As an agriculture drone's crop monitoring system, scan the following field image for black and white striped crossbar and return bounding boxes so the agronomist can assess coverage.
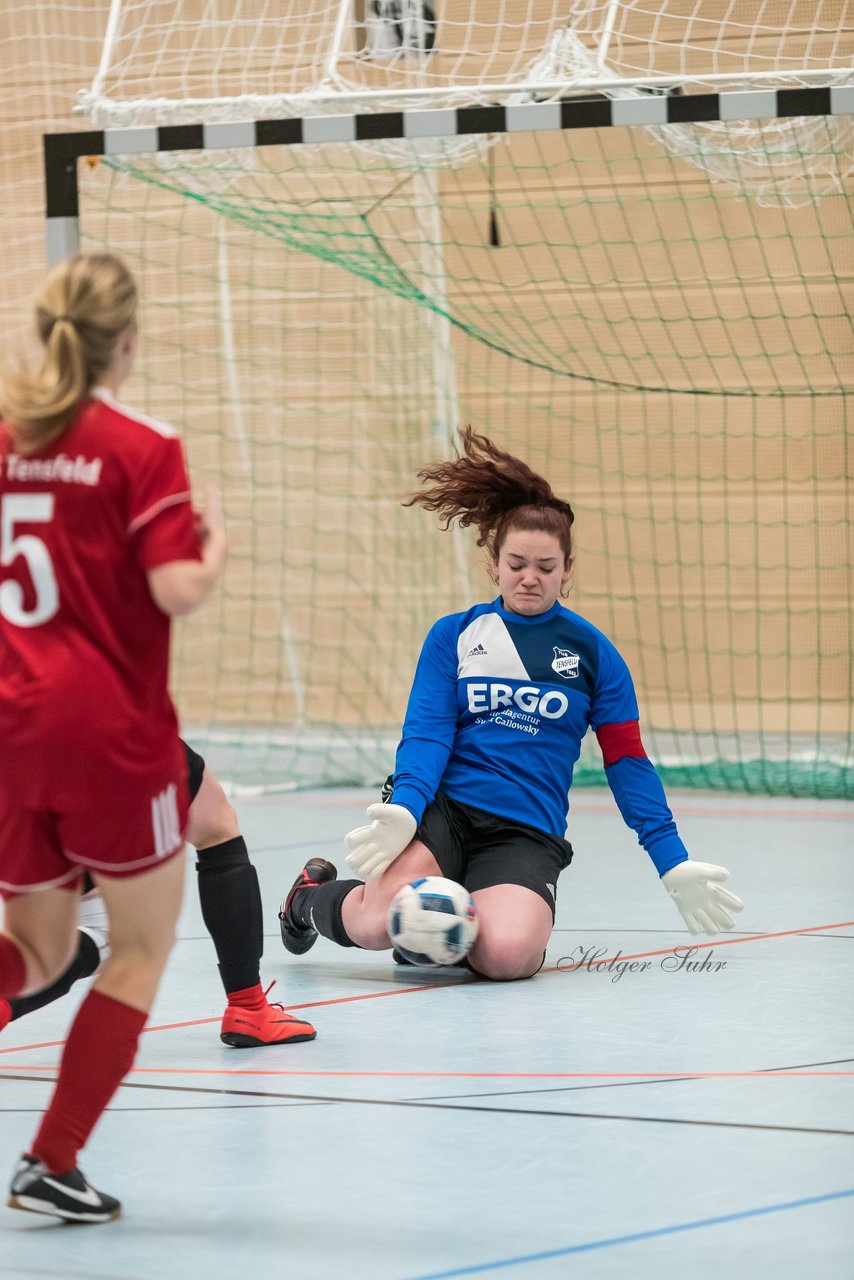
[44,85,854,262]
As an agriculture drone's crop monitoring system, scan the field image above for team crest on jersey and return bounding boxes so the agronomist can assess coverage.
[551,647,580,679]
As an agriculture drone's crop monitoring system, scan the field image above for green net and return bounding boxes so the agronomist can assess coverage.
[76,117,853,796]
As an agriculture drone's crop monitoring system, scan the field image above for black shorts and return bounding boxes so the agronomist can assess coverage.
[415,791,573,919]
[82,740,204,894]
[183,740,206,804]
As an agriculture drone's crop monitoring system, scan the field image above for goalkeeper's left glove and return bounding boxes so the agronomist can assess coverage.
[661,860,744,936]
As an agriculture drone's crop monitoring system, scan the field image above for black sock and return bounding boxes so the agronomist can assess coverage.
[292,880,361,948]
[8,932,101,1021]
[196,837,263,995]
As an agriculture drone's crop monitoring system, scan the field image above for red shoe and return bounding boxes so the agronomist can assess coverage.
[0,998,11,1033]
[220,982,316,1048]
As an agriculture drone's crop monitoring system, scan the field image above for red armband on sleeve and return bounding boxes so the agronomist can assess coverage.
[596,720,647,766]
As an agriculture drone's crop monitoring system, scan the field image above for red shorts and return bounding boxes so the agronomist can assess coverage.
[0,760,190,898]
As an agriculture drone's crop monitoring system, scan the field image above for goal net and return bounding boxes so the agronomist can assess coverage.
[46,3,854,795]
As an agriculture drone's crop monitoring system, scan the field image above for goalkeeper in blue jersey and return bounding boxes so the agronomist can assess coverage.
[279,428,743,980]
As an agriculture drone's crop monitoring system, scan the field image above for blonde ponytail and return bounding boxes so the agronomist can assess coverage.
[0,253,138,453]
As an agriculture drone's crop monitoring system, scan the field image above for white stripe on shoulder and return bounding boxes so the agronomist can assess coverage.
[92,386,178,438]
[457,613,529,680]
[128,490,192,536]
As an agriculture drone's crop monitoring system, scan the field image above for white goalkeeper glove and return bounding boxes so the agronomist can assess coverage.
[661,861,744,936]
[344,803,417,882]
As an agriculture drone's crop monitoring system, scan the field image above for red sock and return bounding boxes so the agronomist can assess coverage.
[226,982,266,1011]
[0,935,27,1000]
[31,989,147,1173]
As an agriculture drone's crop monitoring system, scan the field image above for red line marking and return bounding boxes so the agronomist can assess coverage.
[546,919,854,971]
[0,1065,851,1079]
[0,980,447,1056]
[1,921,850,1059]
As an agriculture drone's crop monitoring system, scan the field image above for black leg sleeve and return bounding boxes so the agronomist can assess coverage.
[8,933,101,1021]
[196,837,264,995]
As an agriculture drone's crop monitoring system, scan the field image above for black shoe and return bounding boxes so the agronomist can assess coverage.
[8,1154,121,1223]
[279,858,337,954]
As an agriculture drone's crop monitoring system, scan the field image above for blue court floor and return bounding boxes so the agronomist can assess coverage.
[1,788,852,1280]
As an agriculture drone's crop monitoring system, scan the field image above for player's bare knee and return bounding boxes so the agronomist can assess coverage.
[109,915,178,965]
[193,810,239,851]
[471,954,541,981]
[20,935,78,993]
[353,881,406,948]
[190,804,239,850]
[104,934,175,978]
[349,905,395,950]
[338,878,395,948]
[187,774,239,849]
[469,935,543,981]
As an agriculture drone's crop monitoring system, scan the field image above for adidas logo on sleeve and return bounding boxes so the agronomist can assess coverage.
[466,643,488,658]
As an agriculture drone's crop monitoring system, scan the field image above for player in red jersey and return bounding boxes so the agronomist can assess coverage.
[0,738,317,1050]
[0,252,228,1222]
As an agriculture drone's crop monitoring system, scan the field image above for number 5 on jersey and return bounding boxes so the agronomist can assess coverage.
[0,493,59,627]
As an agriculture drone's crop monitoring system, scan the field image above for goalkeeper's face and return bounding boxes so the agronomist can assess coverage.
[494,529,572,617]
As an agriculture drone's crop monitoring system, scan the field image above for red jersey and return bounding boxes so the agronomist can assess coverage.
[0,388,201,809]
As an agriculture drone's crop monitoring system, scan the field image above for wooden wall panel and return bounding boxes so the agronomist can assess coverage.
[1,4,850,745]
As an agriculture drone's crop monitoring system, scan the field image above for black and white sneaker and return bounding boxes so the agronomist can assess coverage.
[8,1154,121,1223]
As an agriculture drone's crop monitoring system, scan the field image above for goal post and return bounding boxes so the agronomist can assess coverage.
[42,84,854,798]
[47,85,854,259]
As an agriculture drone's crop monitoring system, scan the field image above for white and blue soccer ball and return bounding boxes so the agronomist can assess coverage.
[387,876,479,966]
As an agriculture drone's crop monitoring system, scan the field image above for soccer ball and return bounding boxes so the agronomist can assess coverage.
[387,876,478,967]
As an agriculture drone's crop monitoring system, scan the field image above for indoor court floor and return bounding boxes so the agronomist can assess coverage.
[1,786,852,1279]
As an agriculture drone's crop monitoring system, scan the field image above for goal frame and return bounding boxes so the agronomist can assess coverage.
[44,83,854,264]
[38,79,854,796]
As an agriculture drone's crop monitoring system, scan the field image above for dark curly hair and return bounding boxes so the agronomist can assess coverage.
[403,427,574,564]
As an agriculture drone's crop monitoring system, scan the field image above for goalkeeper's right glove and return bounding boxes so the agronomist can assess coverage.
[344,803,417,882]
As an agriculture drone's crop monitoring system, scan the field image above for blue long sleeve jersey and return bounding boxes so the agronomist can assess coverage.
[390,597,689,877]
